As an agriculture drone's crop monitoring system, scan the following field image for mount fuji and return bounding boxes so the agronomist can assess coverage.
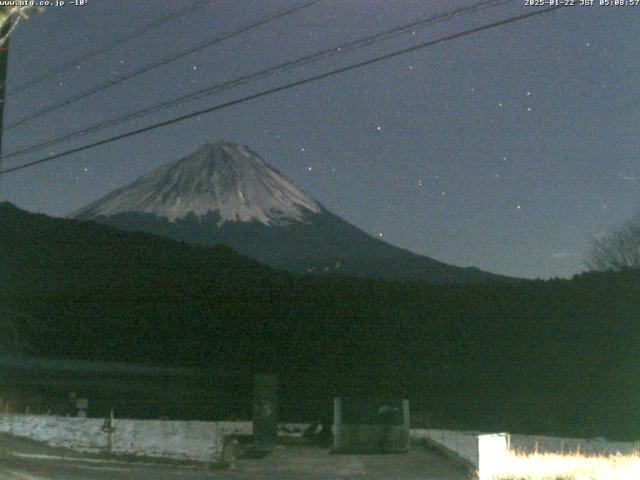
[71,140,508,284]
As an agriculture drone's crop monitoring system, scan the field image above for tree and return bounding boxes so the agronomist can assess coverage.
[0,307,39,356]
[587,218,640,271]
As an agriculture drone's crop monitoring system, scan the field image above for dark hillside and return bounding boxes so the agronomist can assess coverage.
[2,202,639,439]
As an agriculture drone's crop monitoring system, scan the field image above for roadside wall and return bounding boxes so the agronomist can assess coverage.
[3,416,637,471]
[0,415,251,463]
[410,429,479,467]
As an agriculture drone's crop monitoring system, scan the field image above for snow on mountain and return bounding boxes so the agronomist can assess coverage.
[72,140,321,226]
[71,140,513,284]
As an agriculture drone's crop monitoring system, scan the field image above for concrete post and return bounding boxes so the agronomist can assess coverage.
[253,374,278,452]
[333,397,342,451]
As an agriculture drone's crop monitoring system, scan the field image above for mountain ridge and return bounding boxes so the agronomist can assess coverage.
[72,141,321,225]
[71,140,514,284]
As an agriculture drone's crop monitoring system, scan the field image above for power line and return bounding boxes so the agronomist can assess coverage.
[6,0,216,95]
[0,5,567,177]
[3,0,512,161]
[3,0,321,131]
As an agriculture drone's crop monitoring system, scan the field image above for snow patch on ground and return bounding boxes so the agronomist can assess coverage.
[411,429,640,469]
[509,433,640,456]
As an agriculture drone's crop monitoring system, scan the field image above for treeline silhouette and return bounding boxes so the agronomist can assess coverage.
[2,202,639,439]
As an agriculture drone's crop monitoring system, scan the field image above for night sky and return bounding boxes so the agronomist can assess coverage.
[0,0,637,279]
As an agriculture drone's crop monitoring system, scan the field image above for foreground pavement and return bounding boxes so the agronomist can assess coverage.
[0,445,470,480]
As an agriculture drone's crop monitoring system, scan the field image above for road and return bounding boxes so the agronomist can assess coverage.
[1,455,215,480]
[0,446,470,479]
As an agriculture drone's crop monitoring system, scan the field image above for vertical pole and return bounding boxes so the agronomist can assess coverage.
[333,397,341,452]
[402,398,410,452]
[0,7,13,198]
[0,10,12,192]
[108,408,114,454]
[402,399,410,430]
[252,374,278,453]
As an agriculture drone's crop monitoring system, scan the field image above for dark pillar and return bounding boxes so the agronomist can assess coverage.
[252,374,278,452]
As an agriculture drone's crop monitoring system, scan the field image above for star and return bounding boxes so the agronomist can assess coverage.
[617,173,635,181]
[308,166,313,172]
[526,91,531,96]
[527,107,532,112]
[516,205,521,210]
[300,147,305,152]
[376,126,382,131]
[418,179,423,187]
[192,65,197,70]
[377,233,383,238]
[498,102,503,107]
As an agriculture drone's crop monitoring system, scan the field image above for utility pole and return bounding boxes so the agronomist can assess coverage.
[0,6,41,187]
[0,8,11,180]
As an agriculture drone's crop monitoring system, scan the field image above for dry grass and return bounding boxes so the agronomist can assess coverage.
[491,450,640,480]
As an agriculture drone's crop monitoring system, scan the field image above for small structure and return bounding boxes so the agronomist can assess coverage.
[76,398,88,418]
[333,396,410,454]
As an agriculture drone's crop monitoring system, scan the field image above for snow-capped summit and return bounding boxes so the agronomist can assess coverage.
[72,140,321,226]
[72,140,511,284]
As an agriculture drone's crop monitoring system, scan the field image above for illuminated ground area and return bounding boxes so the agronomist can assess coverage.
[0,435,468,480]
[492,450,640,480]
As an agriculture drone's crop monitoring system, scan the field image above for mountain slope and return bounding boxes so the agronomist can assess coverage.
[2,200,276,294]
[0,200,287,364]
[72,141,321,225]
[72,140,510,284]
